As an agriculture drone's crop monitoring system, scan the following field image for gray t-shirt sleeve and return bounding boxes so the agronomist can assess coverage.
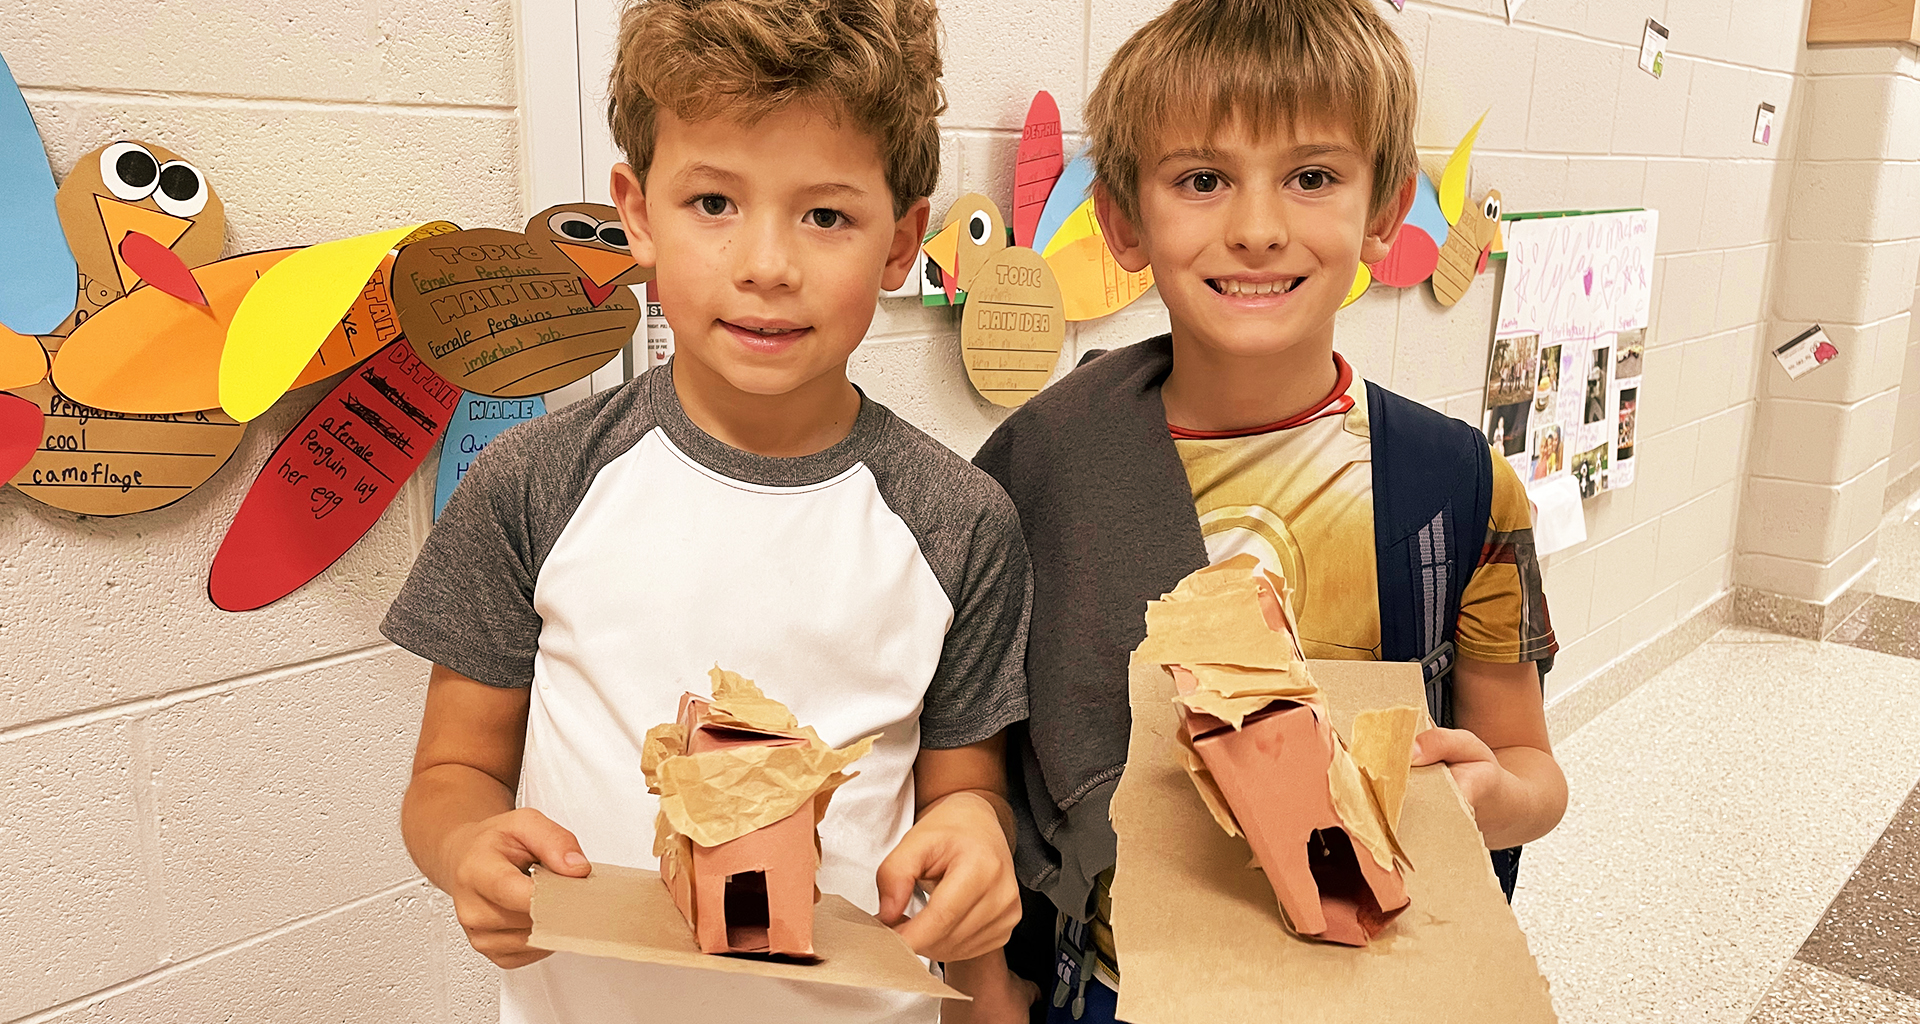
[865,416,1032,750]
[381,434,543,688]
[922,491,1032,749]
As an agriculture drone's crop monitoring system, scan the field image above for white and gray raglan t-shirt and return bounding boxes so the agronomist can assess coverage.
[382,366,1031,1024]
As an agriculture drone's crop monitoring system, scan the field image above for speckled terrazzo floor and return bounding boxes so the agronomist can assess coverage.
[1875,495,1920,605]
[1512,626,1920,1024]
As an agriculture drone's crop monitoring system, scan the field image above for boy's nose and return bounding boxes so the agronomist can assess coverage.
[734,215,801,290]
[1225,190,1290,252]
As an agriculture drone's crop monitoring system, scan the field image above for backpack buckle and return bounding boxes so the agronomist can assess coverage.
[1419,640,1455,683]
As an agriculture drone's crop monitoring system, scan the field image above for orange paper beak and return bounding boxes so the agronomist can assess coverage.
[94,195,194,293]
[553,241,638,288]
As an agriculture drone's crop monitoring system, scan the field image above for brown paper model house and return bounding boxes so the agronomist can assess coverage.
[1136,555,1422,947]
[640,668,874,958]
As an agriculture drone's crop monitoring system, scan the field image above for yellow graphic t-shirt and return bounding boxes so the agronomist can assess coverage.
[1082,355,1556,989]
[1172,354,1555,665]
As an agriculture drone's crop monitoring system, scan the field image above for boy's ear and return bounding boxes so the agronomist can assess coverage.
[609,162,658,270]
[1360,174,1418,266]
[882,196,932,293]
[1093,183,1151,274]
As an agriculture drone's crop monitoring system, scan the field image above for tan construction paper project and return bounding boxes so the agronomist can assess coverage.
[1140,556,1411,947]
[393,204,643,398]
[529,863,962,1001]
[9,334,246,515]
[643,668,875,957]
[1108,651,1558,1022]
[1121,564,1551,1014]
[959,246,1064,407]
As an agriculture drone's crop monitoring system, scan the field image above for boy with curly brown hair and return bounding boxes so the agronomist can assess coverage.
[387,1,1035,1020]
[977,1,1566,1018]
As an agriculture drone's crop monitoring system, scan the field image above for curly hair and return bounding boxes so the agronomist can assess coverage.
[607,0,946,217]
[1086,0,1419,226]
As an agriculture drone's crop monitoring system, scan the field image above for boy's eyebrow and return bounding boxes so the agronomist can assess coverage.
[676,162,746,188]
[1155,142,1363,166]
[667,164,869,202]
[1157,146,1222,166]
[798,181,870,202]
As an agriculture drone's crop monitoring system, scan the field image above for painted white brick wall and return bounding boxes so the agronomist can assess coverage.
[0,0,1895,1019]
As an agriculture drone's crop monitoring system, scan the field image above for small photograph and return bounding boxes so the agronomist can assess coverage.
[1617,387,1638,459]
[1486,334,1540,409]
[1486,399,1532,458]
[1534,344,1563,414]
[1583,349,1610,424]
[1532,425,1563,481]
[1572,442,1609,499]
[1615,329,1645,378]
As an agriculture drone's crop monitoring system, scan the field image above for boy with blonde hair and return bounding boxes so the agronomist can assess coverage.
[387,1,1035,1020]
[976,1,1566,1018]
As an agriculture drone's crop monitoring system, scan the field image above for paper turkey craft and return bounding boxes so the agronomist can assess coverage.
[1347,114,1503,310]
[395,204,649,398]
[924,92,1157,408]
[927,192,1066,408]
[7,139,250,516]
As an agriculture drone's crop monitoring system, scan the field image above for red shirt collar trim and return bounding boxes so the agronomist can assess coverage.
[1168,353,1356,440]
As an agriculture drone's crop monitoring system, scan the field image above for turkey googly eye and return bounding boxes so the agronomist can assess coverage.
[967,210,991,245]
[101,142,160,201]
[153,161,209,217]
[1483,197,1501,221]
[596,221,630,249]
[548,210,601,242]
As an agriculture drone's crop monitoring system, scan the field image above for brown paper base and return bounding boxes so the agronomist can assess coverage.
[529,863,964,1001]
[1109,657,1557,1023]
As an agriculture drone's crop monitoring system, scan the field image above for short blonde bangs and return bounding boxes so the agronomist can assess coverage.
[1087,0,1419,225]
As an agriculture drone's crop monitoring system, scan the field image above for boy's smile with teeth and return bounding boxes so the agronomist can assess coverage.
[1208,277,1306,297]
[1094,114,1408,368]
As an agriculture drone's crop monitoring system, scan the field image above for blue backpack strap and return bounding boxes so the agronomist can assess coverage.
[1365,381,1526,899]
[1365,380,1492,711]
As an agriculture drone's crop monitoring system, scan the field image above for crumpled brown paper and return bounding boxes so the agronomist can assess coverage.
[641,667,876,851]
[1141,556,1419,877]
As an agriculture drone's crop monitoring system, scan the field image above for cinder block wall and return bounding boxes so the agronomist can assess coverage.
[0,0,1899,1021]
[0,4,515,1022]
[1736,46,1920,623]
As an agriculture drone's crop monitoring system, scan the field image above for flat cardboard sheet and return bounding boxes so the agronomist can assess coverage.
[52,249,298,415]
[529,863,962,1001]
[9,336,247,515]
[207,338,457,610]
[0,53,77,335]
[959,246,1063,408]
[1109,656,1558,1024]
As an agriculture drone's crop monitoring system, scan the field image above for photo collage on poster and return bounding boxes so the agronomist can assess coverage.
[1484,210,1658,500]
